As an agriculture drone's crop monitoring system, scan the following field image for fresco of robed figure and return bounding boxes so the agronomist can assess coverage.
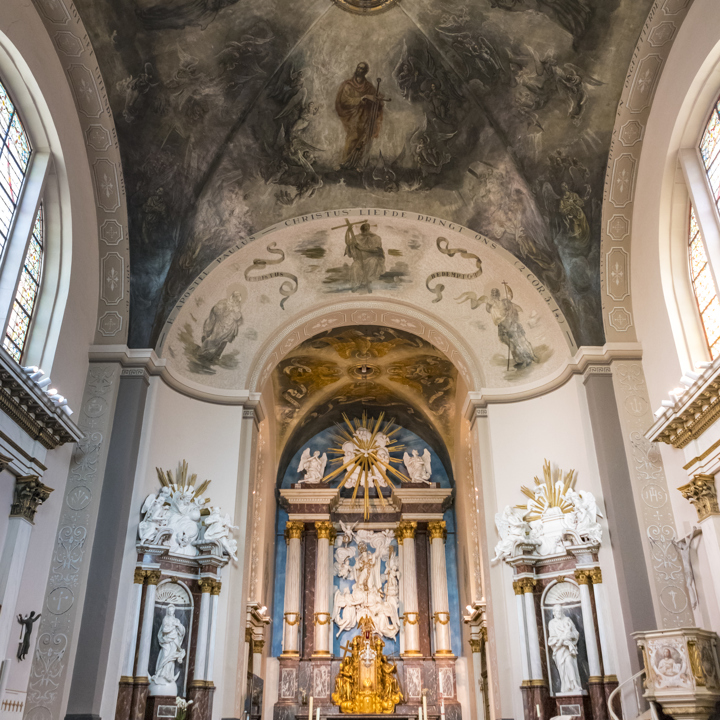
[344,222,386,293]
[336,62,390,170]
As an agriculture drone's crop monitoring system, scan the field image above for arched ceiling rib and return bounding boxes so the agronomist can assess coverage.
[72,0,655,349]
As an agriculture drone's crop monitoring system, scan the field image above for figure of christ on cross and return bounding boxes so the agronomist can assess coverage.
[332,218,385,293]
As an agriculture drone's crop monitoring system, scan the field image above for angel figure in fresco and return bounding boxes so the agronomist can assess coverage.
[297,448,328,485]
[403,449,433,484]
[198,291,243,363]
[481,285,538,370]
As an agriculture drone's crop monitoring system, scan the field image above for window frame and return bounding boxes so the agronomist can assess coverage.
[0,75,50,364]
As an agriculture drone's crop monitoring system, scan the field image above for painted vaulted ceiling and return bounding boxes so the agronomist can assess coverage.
[74,0,653,349]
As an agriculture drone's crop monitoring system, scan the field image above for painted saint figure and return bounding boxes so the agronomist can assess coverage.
[482,285,538,370]
[547,605,582,693]
[336,63,388,169]
[198,291,243,363]
[345,223,386,293]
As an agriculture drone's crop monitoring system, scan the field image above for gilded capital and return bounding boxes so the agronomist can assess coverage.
[285,520,305,542]
[679,474,720,522]
[574,569,591,585]
[427,520,447,541]
[512,580,524,596]
[133,568,146,584]
[397,520,417,540]
[468,638,482,653]
[245,627,253,643]
[146,569,162,585]
[394,526,404,544]
[520,578,536,594]
[315,520,335,540]
[211,580,222,596]
[199,578,214,594]
[252,639,265,654]
[479,626,488,642]
[589,567,602,584]
[11,475,53,523]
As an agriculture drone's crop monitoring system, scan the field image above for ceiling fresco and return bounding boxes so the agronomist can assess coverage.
[159,214,571,392]
[73,0,654,349]
[271,325,458,458]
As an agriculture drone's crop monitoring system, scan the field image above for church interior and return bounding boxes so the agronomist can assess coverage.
[4,0,720,719]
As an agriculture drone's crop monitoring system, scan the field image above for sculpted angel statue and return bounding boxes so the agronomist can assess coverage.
[297,448,327,485]
[138,487,171,543]
[403,449,432,484]
[203,506,239,560]
[565,488,602,545]
[334,521,358,579]
[492,506,536,563]
[547,606,582,693]
[151,604,186,693]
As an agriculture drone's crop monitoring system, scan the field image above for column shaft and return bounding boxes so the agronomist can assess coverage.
[577,577,602,679]
[193,584,212,682]
[313,522,333,656]
[523,585,543,682]
[513,584,530,682]
[136,576,159,679]
[121,575,145,679]
[0,517,32,660]
[589,570,615,679]
[206,589,220,682]
[282,522,304,656]
[399,522,420,656]
[428,522,452,656]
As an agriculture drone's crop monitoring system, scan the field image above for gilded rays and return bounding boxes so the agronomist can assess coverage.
[517,459,577,521]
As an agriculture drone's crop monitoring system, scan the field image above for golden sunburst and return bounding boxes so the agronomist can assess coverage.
[156,459,211,501]
[321,411,409,519]
[516,459,576,521]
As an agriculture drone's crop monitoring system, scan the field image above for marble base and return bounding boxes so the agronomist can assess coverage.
[115,680,134,720]
[587,679,608,720]
[144,695,177,720]
[130,680,149,720]
[188,684,214,720]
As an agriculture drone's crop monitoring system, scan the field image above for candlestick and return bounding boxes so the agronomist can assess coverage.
[422,692,428,720]
[418,707,423,720]
[316,708,320,720]
[441,699,445,720]
[308,696,313,720]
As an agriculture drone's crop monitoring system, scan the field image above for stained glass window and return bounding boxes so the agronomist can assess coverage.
[0,80,32,258]
[4,205,43,362]
[689,203,720,359]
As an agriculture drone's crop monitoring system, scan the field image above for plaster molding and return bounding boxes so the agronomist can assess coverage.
[30,0,130,344]
[600,0,695,340]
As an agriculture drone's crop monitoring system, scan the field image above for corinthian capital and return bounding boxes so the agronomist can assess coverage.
[11,475,53,523]
[678,474,720,522]
[428,521,447,541]
[285,520,305,542]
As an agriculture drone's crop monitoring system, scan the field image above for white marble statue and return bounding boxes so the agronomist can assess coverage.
[297,448,327,485]
[403,449,433,484]
[331,526,400,639]
[340,427,392,488]
[150,604,186,696]
[138,487,171,542]
[203,506,239,560]
[671,527,701,610]
[492,506,537,562]
[547,606,582,694]
[565,489,602,545]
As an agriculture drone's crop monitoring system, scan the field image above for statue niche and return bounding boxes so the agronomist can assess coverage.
[332,617,403,714]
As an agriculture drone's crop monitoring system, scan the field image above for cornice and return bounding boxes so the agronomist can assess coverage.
[463,342,642,421]
[647,354,720,448]
[0,352,82,449]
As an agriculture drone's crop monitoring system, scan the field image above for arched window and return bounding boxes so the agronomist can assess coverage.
[0,75,46,364]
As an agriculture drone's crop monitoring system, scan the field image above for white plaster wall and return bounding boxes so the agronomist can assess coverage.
[485,376,632,718]
[101,379,246,720]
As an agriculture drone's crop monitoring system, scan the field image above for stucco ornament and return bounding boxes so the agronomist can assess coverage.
[137,461,238,560]
[649,640,692,689]
[403,449,433,484]
[297,448,328,485]
[494,460,603,562]
[332,523,401,640]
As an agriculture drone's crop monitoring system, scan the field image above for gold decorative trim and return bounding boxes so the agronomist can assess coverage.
[133,568,146,585]
[119,676,134,684]
[434,650,455,657]
[252,639,265,654]
[397,520,417,540]
[133,677,149,685]
[588,676,603,684]
[512,580,524,596]
[312,651,332,657]
[529,679,547,687]
[285,520,305,541]
[589,567,603,584]
[315,520,335,540]
[574,569,591,585]
[652,380,720,448]
[145,570,161,586]
[315,612,332,625]
[604,675,618,683]
[433,611,450,625]
[687,640,706,687]
[10,476,53,523]
[518,577,537,594]
[468,639,482,653]
[245,628,253,643]
[401,650,422,657]
[211,580,222,595]
[394,526,403,545]
[684,436,720,470]
[199,578,214,594]
[402,612,419,625]
[428,521,447,541]
[284,612,301,626]
[678,474,720,521]
[280,651,300,657]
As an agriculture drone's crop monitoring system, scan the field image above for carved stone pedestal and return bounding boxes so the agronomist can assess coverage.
[634,628,720,720]
[555,694,589,720]
[187,683,214,720]
[144,695,176,720]
[587,678,608,720]
[130,679,150,720]
[115,678,134,720]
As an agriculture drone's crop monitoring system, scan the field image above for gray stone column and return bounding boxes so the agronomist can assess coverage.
[25,364,122,720]
[584,364,694,667]
[64,368,149,720]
